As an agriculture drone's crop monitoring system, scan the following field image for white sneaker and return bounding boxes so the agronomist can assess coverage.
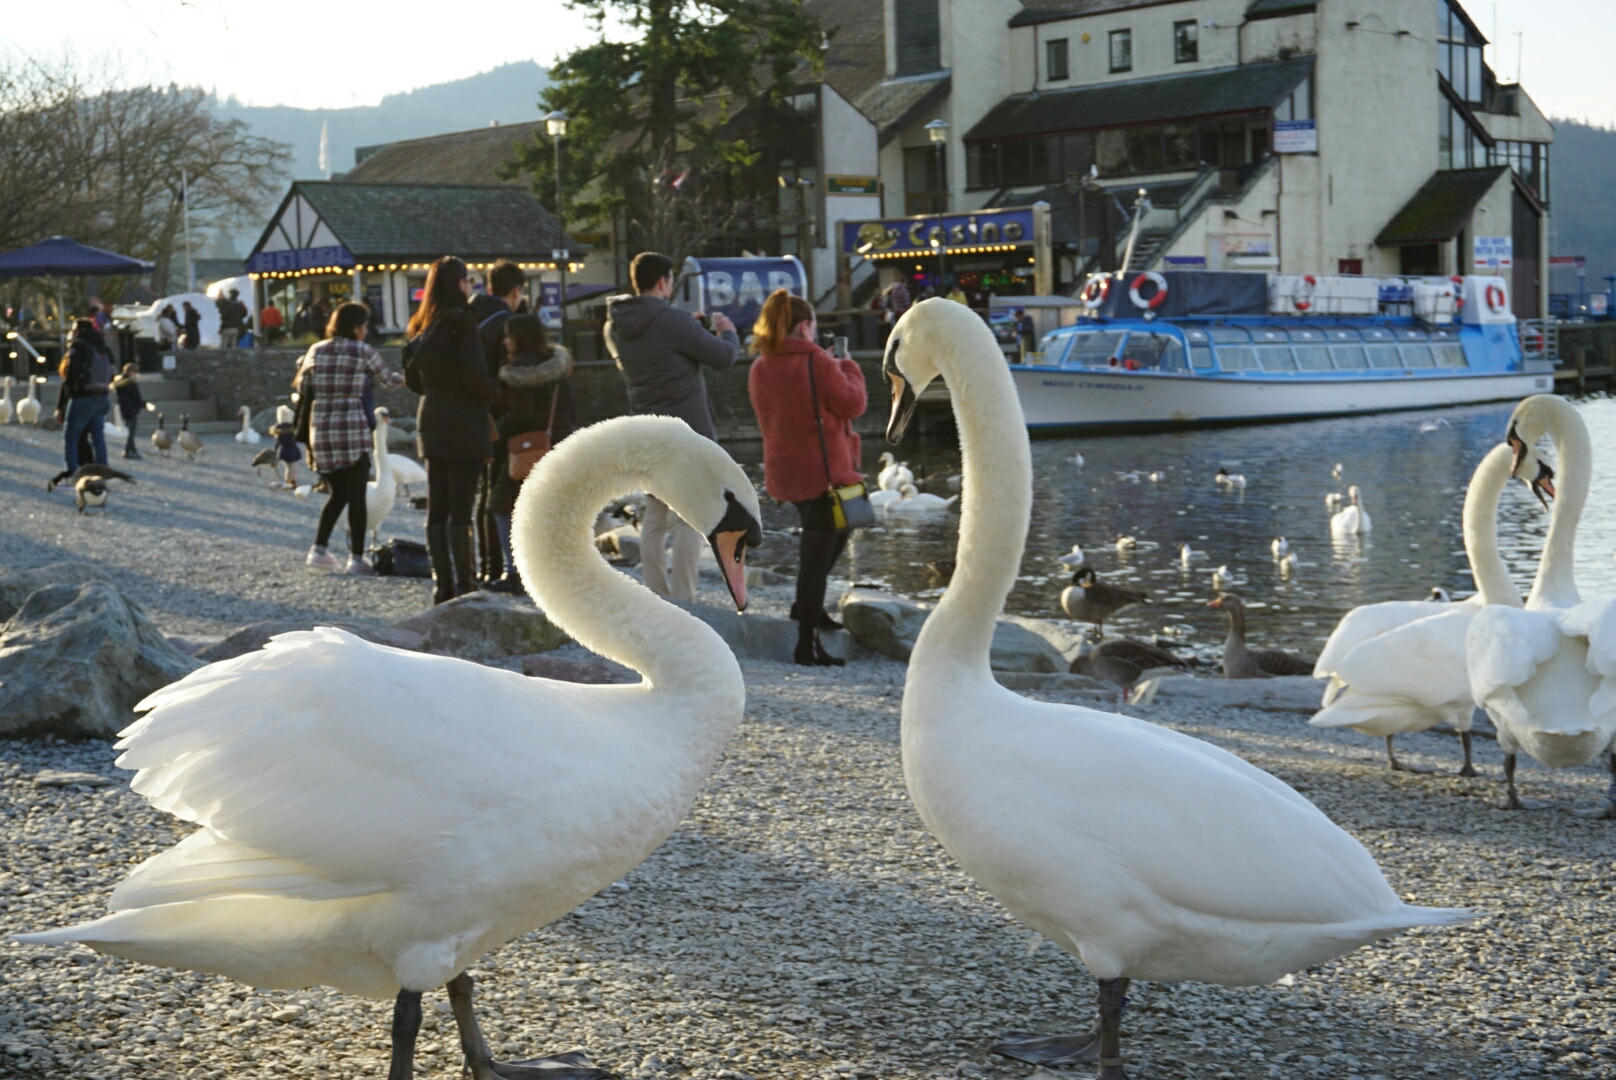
[305,545,341,571]
[344,554,375,575]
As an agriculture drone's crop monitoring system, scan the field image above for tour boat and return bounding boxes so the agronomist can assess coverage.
[1010,270,1552,432]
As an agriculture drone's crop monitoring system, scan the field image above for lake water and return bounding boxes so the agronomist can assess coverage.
[739,396,1616,664]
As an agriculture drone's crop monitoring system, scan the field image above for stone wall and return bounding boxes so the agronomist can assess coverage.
[173,347,893,444]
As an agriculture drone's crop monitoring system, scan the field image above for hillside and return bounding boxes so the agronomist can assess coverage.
[1547,119,1616,292]
[216,62,550,183]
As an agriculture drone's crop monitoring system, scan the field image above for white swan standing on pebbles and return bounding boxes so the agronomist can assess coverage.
[1468,395,1616,815]
[16,375,42,426]
[356,407,395,545]
[881,299,1473,1078]
[1310,443,1524,774]
[15,415,764,1080]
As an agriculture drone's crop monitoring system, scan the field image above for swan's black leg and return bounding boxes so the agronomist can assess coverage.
[387,989,422,1080]
[1095,977,1131,1079]
[447,971,610,1080]
[1457,731,1478,777]
[1571,752,1616,819]
[1386,735,1431,774]
[1498,753,1547,809]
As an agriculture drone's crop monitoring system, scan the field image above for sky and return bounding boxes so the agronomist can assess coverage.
[3,0,1613,124]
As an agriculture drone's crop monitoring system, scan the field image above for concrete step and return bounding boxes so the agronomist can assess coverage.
[145,401,218,423]
[185,421,242,436]
[33,376,198,409]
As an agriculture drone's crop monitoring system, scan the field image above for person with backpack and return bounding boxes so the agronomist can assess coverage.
[112,363,147,459]
[55,318,115,471]
[467,260,526,582]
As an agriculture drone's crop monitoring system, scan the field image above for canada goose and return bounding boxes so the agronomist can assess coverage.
[151,413,174,457]
[74,475,110,514]
[176,415,203,460]
[47,464,136,492]
[1061,568,1150,633]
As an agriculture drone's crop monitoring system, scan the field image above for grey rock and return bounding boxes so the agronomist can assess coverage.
[165,634,225,657]
[249,407,278,435]
[194,620,428,663]
[1129,673,1323,712]
[32,769,113,788]
[669,599,851,664]
[0,562,112,623]
[837,588,1065,672]
[384,423,415,452]
[393,592,569,659]
[521,654,636,684]
[0,581,201,738]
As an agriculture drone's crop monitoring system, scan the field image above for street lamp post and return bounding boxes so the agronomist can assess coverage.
[543,110,569,350]
[925,118,950,292]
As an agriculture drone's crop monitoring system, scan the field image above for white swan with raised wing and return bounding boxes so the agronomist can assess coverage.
[882,298,1473,1078]
[15,414,763,1080]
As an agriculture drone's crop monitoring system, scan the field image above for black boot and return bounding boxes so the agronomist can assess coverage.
[793,620,846,667]
[450,525,480,598]
[426,523,455,606]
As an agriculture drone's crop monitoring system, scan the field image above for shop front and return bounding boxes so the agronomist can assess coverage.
[837,204,1053,311]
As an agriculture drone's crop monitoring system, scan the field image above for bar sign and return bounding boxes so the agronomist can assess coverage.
[827,176,880,196]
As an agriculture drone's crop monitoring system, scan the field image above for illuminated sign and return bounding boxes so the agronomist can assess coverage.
[841,208,1036,259]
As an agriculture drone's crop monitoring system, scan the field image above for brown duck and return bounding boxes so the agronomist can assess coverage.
[1060,567,1151,633]
[1208,593,1315,679]
[1070,637,1189,688]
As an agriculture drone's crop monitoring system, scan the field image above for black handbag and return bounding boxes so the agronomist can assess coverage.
[371,537,432,578]
[806,351,875,531]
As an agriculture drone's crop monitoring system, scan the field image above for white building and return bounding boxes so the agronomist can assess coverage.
[815,0,1553,316]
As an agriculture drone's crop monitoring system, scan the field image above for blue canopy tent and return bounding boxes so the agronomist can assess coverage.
[0,236,154,353]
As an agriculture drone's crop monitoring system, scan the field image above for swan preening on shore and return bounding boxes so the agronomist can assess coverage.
[882,298,1470,1076]
[16,415,764,1080]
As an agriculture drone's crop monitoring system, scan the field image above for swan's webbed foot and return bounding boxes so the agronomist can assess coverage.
[1456,731,1478,777]
[988,1029,1100,1067]
[447,972,613,1080]
[1571,754,1616,819]
[1385,736,1432,774]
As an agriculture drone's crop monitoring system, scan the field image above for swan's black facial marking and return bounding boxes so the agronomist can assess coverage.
[882,334,919,444]
[1531,461,1556,508]
[708,491,762,612]
[1506,421,1528,477]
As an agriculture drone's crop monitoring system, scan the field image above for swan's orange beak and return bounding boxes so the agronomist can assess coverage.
[1531,461,1556,508]
[712,530,749,611]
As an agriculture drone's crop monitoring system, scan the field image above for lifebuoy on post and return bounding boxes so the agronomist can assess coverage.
[1293,274,1317,312]
[1080,275,1111,310]
[1129,271,1168,311]
[1522,326,1544,355]
[1485,282,1509,315]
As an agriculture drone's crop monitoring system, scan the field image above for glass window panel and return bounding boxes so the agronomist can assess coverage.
[1126,126,1164,172]
[1029,137,1055,184]
[1174,20,1198,63]
[1293,76,1312,121]
[1437,0,1451,39]
[1257,346,1297,371]
[1401,344,1437,367]
[1366,344,1404,368]
[1289,328,1326,342]
[1294,345,1333,370]
[1218,345,1258,370]
[1436,344,1469,367]
[1097,130,1128,174]
[1332,345,1369,369]
[1326,328,1362,342]
[1209,327,1251,343]
[1439,102,1452,171]
[1110,29,1132,73]
[1164,124,1196,169]
[1276,96,1292,123]
[1190,346,1215,369]
[1061,133,1095,177]
[1438,41,1451,83]
[1001,140,1031,186]
[1183,327,1210,343]
[1047,39,1070,81]
[1396,327,1430,340]
[1221,123,1244,166]
[1467,47,1483,103]
[967,142,997,189]
[1068,332,1125,365]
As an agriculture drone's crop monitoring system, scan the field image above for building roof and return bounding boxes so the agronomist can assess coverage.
[341,121,546,186]
[1245,0,1317,19]
[808,0,887,108]
[965,57,1314,142]
[1010,1,1181,28]
[856,74,953,146]
[1375,167,1509,246]
[256,182,568,260]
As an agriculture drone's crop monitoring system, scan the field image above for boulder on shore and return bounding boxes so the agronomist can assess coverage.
[0,561,112,623]
[668,599,850,664]
[0,581,201,738]
[837,588,1066,672]
[196,621,427,663]
[393,591,569,659]
[1129,674,1322,713]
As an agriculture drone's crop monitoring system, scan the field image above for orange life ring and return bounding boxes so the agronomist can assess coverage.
[1129,272,1169,310]
[1080,275,1110,310]
[1294,274,1317,312]
[1450,276,1466,310]
[1522,327,1544,354]
[1485,282,1509,315]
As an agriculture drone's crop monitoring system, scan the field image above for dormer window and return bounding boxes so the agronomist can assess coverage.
[1046,38,1070,82]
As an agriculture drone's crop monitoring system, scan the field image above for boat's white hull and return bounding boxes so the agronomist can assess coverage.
[1008,367,1553,431]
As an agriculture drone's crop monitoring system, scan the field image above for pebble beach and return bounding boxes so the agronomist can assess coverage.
[1,426,1614,1080]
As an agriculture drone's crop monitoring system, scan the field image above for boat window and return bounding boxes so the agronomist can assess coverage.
[1365,344,1404,368]
[1218,345,1259,370]
[1190,346,1215,369]
[1257,345,1298,371]
[1331,345,1369,369]
[1252,328,1289,344]
[1435,343,1469,367]
[1065,331,1125,366]
[1294,345,1333,370]
[1123,333,1187,371]
[1361,327,1396,342]
[1396,327,1431,341]
[1401,344,1437,367]
[1289,328,1327,343]
[1209,327,1251,344]
[1326,329,1362,342]
[1040,336,1073,365]
[1182,327,1211,344]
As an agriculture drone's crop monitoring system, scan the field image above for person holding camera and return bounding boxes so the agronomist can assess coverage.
[604,251,739,600]
[748,289,867,666]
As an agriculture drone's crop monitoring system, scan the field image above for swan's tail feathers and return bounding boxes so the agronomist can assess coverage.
[1339,904,1481,941]
[109,830,383,910]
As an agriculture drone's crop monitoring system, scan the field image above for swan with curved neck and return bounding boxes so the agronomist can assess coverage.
[1310,442,1524,774]
[16,415,763,1080]
[235,405,262,444]
[883,299,1472,1078]
[1470,395,1616,814]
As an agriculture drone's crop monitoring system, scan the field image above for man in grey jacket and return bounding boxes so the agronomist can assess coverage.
[606,251,739,599]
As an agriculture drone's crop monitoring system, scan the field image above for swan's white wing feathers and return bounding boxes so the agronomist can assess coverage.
[121,627,640,894]
[1319,608,1473,711]
[109,831,382,909]
[1466,606,1561,708]
[1314,601,1447,677]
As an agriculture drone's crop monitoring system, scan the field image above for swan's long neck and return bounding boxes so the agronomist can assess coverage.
[1463,444,1521,607]
[914,346,1033,678]
[1528,406,1591,610]
[372,423,390,482]
[513,441,740,700]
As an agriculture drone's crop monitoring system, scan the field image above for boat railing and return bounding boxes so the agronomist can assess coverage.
[1520,318,1559,362]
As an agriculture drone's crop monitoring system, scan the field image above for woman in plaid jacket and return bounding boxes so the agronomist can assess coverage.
[296,302,405,574]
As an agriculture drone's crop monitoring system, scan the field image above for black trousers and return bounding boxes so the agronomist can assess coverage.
[427,458,481,527]
[792,495,850,624]
[315,454,370,555]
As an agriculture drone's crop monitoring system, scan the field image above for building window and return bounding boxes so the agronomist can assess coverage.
[1439,99,1492,172]
[1437,0,1485,105]
[1109,29,1132,73]
[1494,139,1549,203]
[903,145,946,214]
[894,0,941,76]
[1273,75,1312,122]
[1046,38,1070,81]
[1174,20,1198,63]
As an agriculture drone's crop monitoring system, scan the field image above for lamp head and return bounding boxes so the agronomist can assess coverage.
[543,110,569,138]
[925,118,950,144]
